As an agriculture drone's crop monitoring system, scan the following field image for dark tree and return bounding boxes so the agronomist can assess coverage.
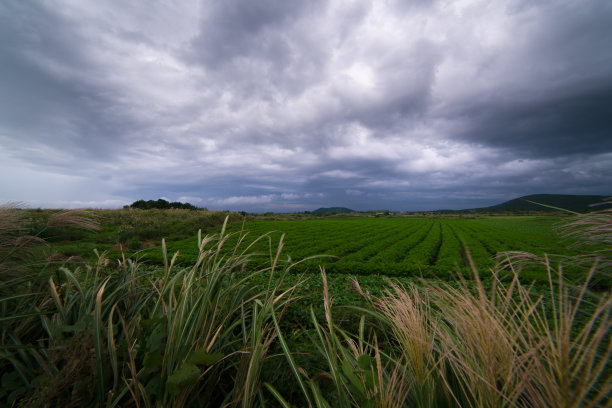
[128,199,199,210]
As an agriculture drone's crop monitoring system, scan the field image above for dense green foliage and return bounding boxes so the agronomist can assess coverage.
[43,211,595,285]
[127,199,200,210]
[2,206,610,407]
[43,208,241,259]
[158,216,582,282]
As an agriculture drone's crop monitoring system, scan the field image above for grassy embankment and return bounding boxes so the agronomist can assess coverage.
[1,205,610,406]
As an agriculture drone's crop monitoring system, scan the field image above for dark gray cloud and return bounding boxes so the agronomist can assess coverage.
[438,0,612,158]
[452,84,612,157]
[0,0,610,211]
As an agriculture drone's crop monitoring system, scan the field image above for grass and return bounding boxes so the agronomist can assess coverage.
[1,212,299,407]
[0,206,610,406]
[271,262,611,407]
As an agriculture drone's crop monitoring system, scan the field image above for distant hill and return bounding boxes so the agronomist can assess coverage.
[472,194,611,213]
[312,207,355,215]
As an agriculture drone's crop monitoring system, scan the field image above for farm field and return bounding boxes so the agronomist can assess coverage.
[154,215,576,279]
[43,209,588,284]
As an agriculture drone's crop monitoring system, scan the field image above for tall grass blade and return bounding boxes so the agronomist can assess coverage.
[94,276,111,402]
[263,383,292,408]
[271,310,312,407]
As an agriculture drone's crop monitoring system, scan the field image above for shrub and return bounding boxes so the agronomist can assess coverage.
[128,199,199,210]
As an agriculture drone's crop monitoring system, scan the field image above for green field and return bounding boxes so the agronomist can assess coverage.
[46,211,578,279]
[148,215,574,278]
[43,210,590,286]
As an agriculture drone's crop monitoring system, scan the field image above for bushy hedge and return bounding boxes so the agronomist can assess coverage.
[127,199,200,210]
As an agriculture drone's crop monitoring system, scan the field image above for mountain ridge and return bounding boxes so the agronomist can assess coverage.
[311,206,355,215]
[461,194,611,213]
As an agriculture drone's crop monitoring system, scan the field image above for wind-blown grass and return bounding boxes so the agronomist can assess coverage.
[1,212,299,407]
[498,201,612,289]
[274,257,611,407]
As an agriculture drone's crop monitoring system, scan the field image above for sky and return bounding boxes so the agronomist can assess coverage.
[1,0,611,212]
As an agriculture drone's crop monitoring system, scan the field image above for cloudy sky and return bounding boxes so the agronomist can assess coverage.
[1,0,611,212]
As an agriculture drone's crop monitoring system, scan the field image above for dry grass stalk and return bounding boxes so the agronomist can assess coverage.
[556,202,612,272]
[361,252,610,407]
[345,330,414,407]
[321,265,334,333]
[0,203,26,249]
[349,277,370,299]
[443,294,525,405]
[521,263,612,408]
[376,281,437,392]
[0,203,41,277]
[373,352,413,408]
[558,198,612,247]
[496,251,548,271]
[48,209,100,231]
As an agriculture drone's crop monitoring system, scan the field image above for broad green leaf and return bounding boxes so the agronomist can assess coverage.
[145,376,163,398]
[357,354,371,370]
[188,350,224,366]
[365,370,376,390]
[362,397,375,408]
[166,363,201,395]
[142,316,167,329]
[143,353,164,368]
[341,359,365,395]
[145,326,166,354]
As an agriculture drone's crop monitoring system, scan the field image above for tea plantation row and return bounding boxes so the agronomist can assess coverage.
[158,216,573,279]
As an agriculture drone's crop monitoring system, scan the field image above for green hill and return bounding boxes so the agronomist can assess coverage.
[312,207,355,215]
[475,194,611,213]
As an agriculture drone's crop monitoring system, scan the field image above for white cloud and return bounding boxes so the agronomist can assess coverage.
[20,199,128,209]
[177,196,204,203]
[211,195,277,206]
[319,170,360,179]
[281,193,300,200]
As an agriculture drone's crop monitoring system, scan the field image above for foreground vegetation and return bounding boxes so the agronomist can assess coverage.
[1,204,610,407]
[41,209,586,283]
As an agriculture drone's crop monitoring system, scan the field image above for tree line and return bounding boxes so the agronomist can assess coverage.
[125,199,200,210]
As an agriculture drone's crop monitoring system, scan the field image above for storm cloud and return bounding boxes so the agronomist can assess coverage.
[1,0,611,211]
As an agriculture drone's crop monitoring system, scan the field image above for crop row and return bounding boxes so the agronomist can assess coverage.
[214,217,567,278]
